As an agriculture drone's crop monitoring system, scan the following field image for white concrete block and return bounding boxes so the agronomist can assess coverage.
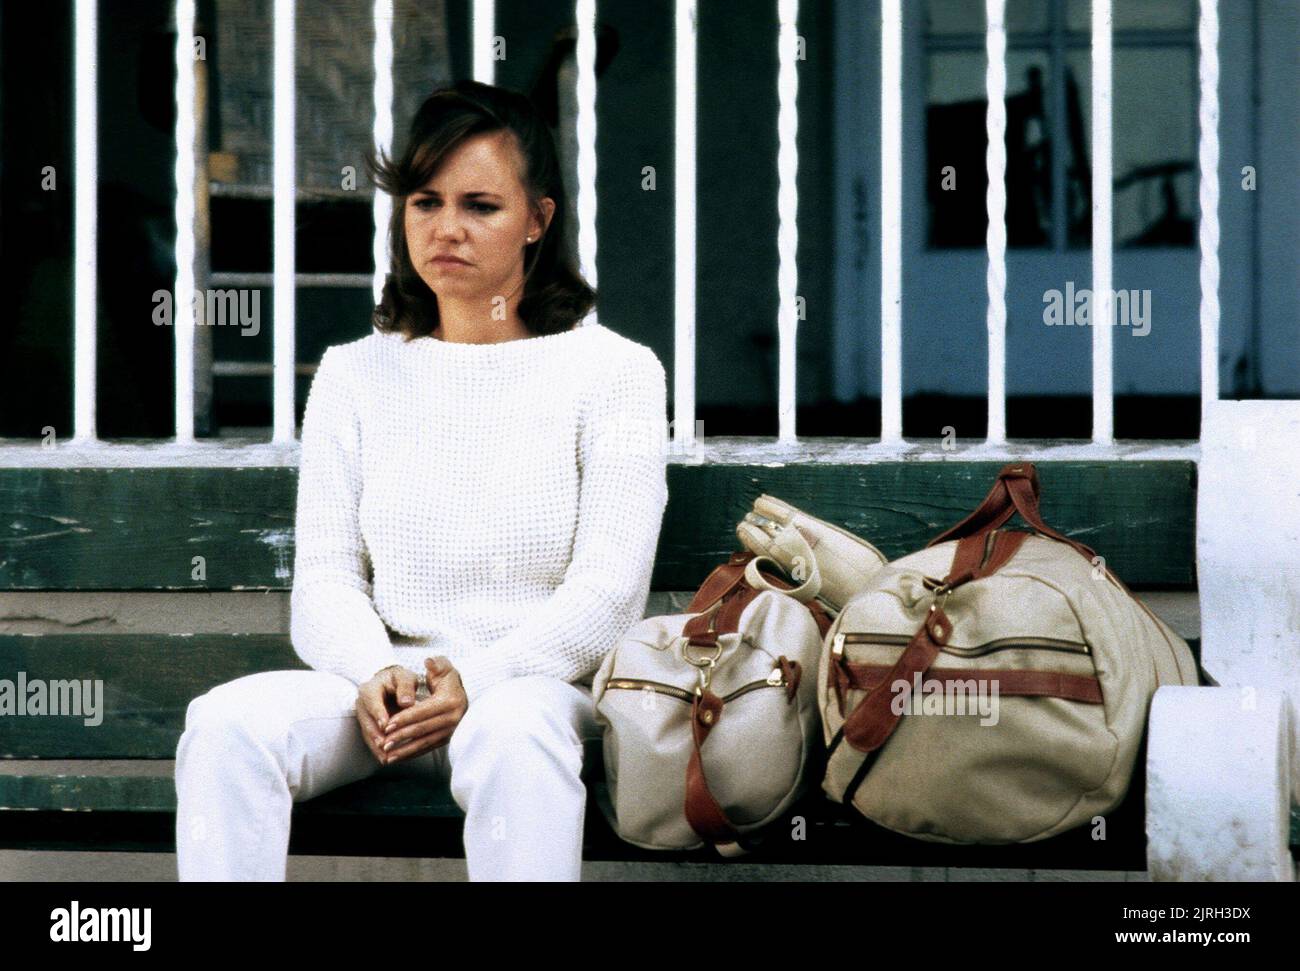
[1198,400,1300,801]
[1147,686,1295,881]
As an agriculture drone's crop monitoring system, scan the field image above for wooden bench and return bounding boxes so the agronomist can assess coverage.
[2,450,1295,873]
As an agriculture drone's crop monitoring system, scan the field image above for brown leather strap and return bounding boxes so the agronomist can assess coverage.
[927,464,1036,547]
[686,552,753,614]
[834,662,1104,704]
[1001,474,1097,563]
[683,690,743,845]
[927,463,1097,565]
[930,530,1026,592]
[777,655,802,702]
[682,658,803,847]
[682,570,769,645]
[946,532,990,583]
[983,529,1029,575]
[685,551,831,646]
[840,604,953,752]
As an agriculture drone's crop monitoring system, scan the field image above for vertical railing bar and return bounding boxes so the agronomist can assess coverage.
[372,0,394,309]
[73,0,98,443]
[1197,0,1221,420]
[776,0,799,443]
[880,0,903,445]
[575,0,598,290]
[1091,0,1114,445]
[272,0,296,443]
[473,0,495,85]
[673,0,698,451]
[985,0,1007,445]
[174,0,197,443]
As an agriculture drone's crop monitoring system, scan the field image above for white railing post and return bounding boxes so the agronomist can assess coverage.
[174,0,197,444]
[372,0,394,309]
[473,0,495,85]
[575,0,598,290]
[1091,0,1114,445]
[73,0,98,443]
[985,0,1007,445]
[273,0,296,443]
[674,0,698,452]
[880,0,903,445]
[776,0,800,443]
[1198,0,1221,417]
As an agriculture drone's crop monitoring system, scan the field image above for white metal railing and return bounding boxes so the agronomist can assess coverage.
[775,0,800,443]
[984,0,1007,445]
[472,0,495,85]
[575,0,599,290]
[1091,0,1114,445]
[272,0,296,444]
[72,0,97,443]
[372,0,394,305]
[880,0,904,445]
[28,0,1228,463]
[673,0,698,452]
[173,0,198,445]
[1197,0,1221,421]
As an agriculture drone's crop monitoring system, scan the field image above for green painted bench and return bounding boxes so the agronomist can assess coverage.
[2,453,1292,871]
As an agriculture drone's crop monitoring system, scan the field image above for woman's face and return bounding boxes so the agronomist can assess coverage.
[404,130,554,305]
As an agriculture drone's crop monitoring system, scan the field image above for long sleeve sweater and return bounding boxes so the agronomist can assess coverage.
[288,318,670,704]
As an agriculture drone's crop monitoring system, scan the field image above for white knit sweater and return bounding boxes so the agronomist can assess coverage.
[289,319,670,704]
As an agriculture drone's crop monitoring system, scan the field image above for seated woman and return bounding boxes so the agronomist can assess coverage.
[174,80,669,882]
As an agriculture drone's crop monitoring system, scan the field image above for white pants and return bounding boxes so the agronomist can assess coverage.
[174,670,602,881]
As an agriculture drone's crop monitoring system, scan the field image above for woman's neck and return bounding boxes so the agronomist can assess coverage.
[431,306,536,344]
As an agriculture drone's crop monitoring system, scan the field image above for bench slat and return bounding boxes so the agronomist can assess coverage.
[0,634,304,758]
[0,461,1195,591]
[0,632,1203,758]
[0,763,462,817]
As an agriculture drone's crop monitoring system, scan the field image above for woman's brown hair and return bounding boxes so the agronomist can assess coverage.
[364,80,596,339]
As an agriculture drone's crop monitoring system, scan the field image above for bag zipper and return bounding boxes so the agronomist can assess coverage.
[831,631,1089,658]
[605,667,789,705]
[829,530,1001,661]
[980,529,998,569]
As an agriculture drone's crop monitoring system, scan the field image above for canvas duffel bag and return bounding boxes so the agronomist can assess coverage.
[820,463,1200,844]
[593,551,830,854]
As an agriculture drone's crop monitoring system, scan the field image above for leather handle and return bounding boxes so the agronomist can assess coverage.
[685,552,754,614]
[927,463,1040,546]
[928,463,1097,564]
[1001,473,1098,563]
[685,551,832,646]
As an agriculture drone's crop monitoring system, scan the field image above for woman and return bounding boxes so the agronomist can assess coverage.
[174,80,670,882]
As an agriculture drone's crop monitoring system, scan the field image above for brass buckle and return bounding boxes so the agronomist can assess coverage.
[682,638,723,696]
[930,585,952,615]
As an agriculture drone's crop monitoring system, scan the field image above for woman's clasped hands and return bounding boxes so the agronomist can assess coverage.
[355,657,469,765]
